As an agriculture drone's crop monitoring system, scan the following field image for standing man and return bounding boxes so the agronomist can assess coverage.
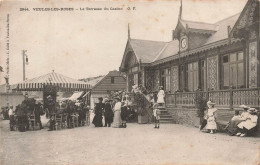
[8,105,15,131]
[104,98,113,127]
[92,97,104,127]
[34,101,43,129]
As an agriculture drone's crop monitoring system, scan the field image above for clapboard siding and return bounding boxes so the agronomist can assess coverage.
[94,76,126,91]
[92,71,126,92]
[90,70,126,108]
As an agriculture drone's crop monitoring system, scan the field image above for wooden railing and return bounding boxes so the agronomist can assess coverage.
[166,88,260,109]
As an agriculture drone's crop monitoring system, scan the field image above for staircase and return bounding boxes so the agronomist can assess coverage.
[158,105,175,123]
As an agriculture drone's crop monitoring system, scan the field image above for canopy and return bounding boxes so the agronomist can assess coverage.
[16,71,91,92]
[69,91,84,101]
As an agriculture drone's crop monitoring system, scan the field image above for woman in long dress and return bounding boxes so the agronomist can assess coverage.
[205,101,217,134]
[226,104,250,135]
[236,108,258,137]
[112,97,122,128]
[157,86,165,105]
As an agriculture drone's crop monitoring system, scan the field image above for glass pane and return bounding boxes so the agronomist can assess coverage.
[194,70,198,90]
[188,63,192,70]
[223,55,229,63]
[194,62,198,70]
[238,52,244,60]
[237,62,244,86]
[223,65,229,87]
[230,53,237,62]
[230,64,237,87]
[188,72,193,91]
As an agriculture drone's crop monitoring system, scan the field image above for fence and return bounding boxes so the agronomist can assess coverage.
[166,88,260,109]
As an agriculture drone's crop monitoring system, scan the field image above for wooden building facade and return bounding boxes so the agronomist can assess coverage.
[120,0,260,109]
[88,70,126,109]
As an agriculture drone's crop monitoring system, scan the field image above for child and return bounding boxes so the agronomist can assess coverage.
[157,86,165,107]
[153,103,160,129]
[224,110,240,130]
[205,101,217,134]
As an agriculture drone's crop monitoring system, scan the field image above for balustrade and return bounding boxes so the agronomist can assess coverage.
[166,88,260,109]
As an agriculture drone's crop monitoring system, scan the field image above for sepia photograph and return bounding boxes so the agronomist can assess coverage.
[0,0,259,164]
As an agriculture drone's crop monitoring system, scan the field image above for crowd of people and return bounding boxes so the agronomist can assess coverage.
[92,96,133,128]
[2,84,259,137]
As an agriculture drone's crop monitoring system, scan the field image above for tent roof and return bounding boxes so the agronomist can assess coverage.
[16,71,92,91]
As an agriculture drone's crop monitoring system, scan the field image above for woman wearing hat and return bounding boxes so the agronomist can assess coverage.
[236,108,258,137]
[205,101,218,134]
[92,97,105,127]
[112,97,122,128]
[157,86,165,106]
[226,104,250,136]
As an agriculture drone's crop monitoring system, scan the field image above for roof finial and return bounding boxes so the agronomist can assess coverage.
[128,23,131,39]
[179,0,182,20]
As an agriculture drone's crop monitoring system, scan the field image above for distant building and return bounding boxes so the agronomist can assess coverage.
[86,70,126,109]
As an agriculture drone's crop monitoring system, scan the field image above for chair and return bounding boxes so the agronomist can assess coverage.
[55,114,63,130]
[62,113,68,129]
[29,114,36,130]
[71,114,79,128]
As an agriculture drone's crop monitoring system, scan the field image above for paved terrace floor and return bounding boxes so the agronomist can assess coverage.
[0,114,260,165]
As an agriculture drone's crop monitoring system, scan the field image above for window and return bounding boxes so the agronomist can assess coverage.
[179,65,185,91]
[111,77,114,84]
[200,60,206,91]
[222,52,244,89]
[134,73,138,86]
[161,69,171,91]
[187,62,199,91]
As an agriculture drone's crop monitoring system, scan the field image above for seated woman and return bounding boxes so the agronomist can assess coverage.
[226,105,250,136]
[236,108,258,137]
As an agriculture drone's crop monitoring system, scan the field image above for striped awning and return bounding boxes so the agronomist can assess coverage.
[16,71,92,91]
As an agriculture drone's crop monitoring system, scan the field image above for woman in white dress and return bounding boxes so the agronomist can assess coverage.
[236,108,258,137]
[205,101,218,134]
[112,97,122,128]
[157,86,165,105]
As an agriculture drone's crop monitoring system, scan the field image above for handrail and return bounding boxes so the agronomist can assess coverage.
[166,88,260,109]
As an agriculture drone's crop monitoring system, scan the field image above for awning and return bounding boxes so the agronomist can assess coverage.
[69,91,84,101]
[16,71,92,91]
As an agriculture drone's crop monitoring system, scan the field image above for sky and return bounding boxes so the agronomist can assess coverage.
[0,0,247,85]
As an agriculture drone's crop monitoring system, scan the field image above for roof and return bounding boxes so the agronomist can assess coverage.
[85,70,126,89]
[129,39,168,63]
[124,13,241,65]
[180,19,218,32]
[204,13,240,45]
[16,71,92,91]
[23,72,89,85]
[86,76,105,87]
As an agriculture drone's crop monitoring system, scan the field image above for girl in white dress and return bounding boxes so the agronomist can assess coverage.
[157,86,165,106]
[205,101,217,134]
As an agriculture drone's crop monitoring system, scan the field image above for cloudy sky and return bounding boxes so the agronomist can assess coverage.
[0,0,247,84]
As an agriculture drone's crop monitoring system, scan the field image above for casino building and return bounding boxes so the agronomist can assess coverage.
[120,0,260,112]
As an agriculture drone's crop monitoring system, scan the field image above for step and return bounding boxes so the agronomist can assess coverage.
[159,114,172,117]
[159,120,175,123]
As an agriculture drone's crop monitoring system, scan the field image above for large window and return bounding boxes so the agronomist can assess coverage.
[161,69,171,91]
[222,52,244,89]
[187,62,199,91]
[134,73,138,86]
[200,60,207,91]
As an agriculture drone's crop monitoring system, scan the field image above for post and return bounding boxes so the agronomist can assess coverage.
[22,50,28,81]
[174,93,177,106]
[230,86,233,110]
